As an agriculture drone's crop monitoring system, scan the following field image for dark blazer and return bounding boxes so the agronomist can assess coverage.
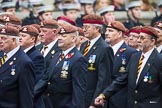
[160,50,162,54]
[26,46,46,83]
[102,49,162,108]
[26,46,46,108]
[0,48,35,108]
[35,42,43,51]
[0,51,4,57]
[80,36,114,108]
[110,42,137,108]
[40,41,61,69]
[35,47,87,108]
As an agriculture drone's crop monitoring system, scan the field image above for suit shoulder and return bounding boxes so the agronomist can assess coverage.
[126,46,137,53]
[19,50,33,63]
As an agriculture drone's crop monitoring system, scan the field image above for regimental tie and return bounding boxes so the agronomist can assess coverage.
[137,55,145,76]
[83,41,90,56]
[41,45,48,56]
[57,52,65,64]
[0,54,7,67]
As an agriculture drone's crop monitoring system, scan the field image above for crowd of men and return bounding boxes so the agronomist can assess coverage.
[0,0,162,108]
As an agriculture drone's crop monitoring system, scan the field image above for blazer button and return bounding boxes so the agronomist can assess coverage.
[47,93,50,96]
[135,90,138,94]
[0,80,2,83]
[134,101,138,104]
[48,82,51,85]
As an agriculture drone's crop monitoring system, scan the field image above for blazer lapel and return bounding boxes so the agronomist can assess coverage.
[80,41,87,54]
[52,47,76,79]
[0,48,21,74]
[85,37,102,58]
[45,41,60,59]
[26,46,36,56]
[136,49,157,86]
[129,53,141,88]
[114,42,127,64]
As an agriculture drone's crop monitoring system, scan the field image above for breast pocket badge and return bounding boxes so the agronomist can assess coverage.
[61,61,70,78]
[88,55,96,71]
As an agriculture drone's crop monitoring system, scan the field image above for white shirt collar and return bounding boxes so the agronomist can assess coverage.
[136,48,154,84]
[6,46,20,62]
[142,48,154,59]
[89,35,101,50]
[24,45,34,53]
[62,45,75,56]
[112,40,124,55]
[43,39,58,57]
[157,45,162,53]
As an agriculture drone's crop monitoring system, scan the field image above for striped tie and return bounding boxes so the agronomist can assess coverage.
[0,54,7,66]
[83,41,90,56]
[41,45,48,56]
[57,52,65,64]
[137,55,145,76]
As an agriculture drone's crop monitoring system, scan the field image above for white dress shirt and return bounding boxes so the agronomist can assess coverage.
[89,35,101,51]
[136,48,154,84]
[5,46,20,62]
[112,40,124,55]
[42,39,58,57]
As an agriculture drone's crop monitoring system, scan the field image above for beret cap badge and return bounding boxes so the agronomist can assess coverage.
[3,16,10,22]
[1,28,6,33]
[60,28,66,33]
[22,27,28,32]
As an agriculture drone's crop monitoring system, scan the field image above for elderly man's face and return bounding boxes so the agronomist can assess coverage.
[0,35,14,53]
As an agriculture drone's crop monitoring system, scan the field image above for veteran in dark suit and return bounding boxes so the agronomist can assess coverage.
[19,24,46,108]
[19,25,46,83]
[39,19,61,69]
[0,26,35,108]
[95,26,162,108]
[105,21,137,108]
[80,14,114,108]
[34,24,87,108]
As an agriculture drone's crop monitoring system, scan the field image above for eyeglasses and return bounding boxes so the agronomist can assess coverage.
[82,25,91,30]
[129,34,139,39]
[138,35,151,40]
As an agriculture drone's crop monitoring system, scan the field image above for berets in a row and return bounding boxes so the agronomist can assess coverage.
[140,26,158,38]
[20,25,39,37]
[57,15,76,26]
[58,24,77,34]
[40,19,58,29]
[0,25,19,36]
[31,24,41,33]
[82,14,104,25]
[106,21,126,32]
[0,14,22,25]
[129,26,142,34]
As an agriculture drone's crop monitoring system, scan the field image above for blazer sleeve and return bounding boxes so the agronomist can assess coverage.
[32,55,46,82]
[72,57,88,108]
[91,47,114,106]
[19,61,35,108]
[102,71,128,99]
